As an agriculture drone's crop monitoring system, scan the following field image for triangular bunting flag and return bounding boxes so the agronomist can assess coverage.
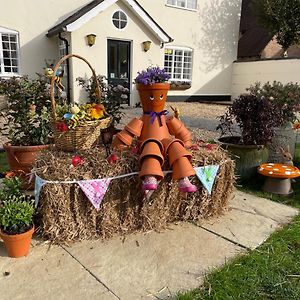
[34,175,46,207]
[78,179,111,211]
[195,165,220,195]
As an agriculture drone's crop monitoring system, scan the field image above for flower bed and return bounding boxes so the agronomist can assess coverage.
[34,145,235,244]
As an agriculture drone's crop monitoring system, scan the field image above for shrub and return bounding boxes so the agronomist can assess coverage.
[247,81,300,124]
[0,198,34,235]
[0,76,53,145]
[217,94,282,145]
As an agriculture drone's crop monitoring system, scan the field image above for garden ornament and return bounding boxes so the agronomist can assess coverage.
[44,65,65,91]
[113,83,197,193]
[279,146,294,166]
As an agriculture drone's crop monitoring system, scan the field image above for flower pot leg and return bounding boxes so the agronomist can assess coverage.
[262,177,293,196]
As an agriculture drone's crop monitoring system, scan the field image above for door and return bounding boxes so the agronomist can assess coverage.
[107,39,131,104]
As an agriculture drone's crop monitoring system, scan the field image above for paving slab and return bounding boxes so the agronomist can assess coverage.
[0,241,116,300]
[66,222,243,300]
[200,190,299,250]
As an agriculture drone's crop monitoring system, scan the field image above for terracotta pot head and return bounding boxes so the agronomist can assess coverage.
[137,83,170,113]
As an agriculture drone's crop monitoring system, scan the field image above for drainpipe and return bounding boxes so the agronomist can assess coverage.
[58,33,71,104]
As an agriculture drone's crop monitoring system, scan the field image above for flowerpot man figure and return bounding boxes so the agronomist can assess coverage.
[113,67,197,193]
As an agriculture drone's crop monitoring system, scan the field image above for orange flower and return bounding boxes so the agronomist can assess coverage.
[293,122,300,130]
[89,104,106,120]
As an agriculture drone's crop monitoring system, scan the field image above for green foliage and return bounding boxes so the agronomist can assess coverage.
[0,75,53,146]
[76,75,127,125]
[0,152,9,173]
[248,81,300,124]
[0,177,23,203]
[252,0,300,50]
[0,197,34,235]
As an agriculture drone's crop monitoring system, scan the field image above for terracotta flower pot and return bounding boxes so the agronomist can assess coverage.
[139,157,164,179]
[139,140,164,166]
[166,116,183,136]
[3,143,49,189]
[0,226,34,258]
[137,83,170,113]
[167,140,192,166]
[116,130,133,146]
[125,118,143,137]
[172,157,195,180]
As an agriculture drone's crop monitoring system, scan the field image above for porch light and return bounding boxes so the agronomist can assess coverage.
[142,40,151,52]
[86,34,96,47]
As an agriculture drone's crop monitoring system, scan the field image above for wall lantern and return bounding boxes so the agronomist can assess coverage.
[142,40,152,52]
[86,34,96,47]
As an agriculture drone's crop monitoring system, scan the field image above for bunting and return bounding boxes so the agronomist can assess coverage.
[78,179,112,211]
[195,165,220,195]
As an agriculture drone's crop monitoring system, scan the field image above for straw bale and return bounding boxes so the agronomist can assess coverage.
[34,145,235,244]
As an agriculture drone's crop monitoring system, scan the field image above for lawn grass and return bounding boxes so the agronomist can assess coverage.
[177,214,300,300]
[0,151,9,173]
[177,144,300,299]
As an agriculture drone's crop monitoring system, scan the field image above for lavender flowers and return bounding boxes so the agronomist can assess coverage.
[135,66,170,85]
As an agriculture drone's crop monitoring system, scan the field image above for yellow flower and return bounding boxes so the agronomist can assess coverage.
[89,105,104,119]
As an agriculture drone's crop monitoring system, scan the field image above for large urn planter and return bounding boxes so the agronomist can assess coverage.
[218,136,269,181]
[0,226,34,258]
[268,122,296,163]
[3,143,49,188]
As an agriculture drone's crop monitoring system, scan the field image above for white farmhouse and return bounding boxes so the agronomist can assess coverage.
[0,0,242,105]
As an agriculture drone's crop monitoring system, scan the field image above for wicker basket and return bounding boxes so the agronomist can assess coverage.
[50,54,111,152]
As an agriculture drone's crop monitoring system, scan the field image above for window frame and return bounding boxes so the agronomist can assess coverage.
[111,10,128,30]
[58,39,67,75]
[164,46,193,82]
[0,27,20,77]
[166,0,198,11]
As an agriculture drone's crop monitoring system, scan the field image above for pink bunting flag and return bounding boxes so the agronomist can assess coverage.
[78,179,112,211]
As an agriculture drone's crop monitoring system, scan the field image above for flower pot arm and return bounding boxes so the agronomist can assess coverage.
[112,118,144,151]
[166,117,192,148]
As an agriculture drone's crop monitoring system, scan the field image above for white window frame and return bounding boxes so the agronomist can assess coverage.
[0,27,20,77]
[164,46,193,82]
[166,0,197,11]
[111,10,128,30]
[58,39,67,75]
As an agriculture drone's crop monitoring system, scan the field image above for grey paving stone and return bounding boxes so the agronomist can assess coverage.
[0,242,114,300]
[66,222,243,300]
[200,190,298,250]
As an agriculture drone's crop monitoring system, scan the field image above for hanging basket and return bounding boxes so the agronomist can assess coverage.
[50,53,111,152]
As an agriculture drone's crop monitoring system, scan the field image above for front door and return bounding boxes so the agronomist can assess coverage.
[107,39,131,104]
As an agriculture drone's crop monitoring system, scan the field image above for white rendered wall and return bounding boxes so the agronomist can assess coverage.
[231,59,300,99]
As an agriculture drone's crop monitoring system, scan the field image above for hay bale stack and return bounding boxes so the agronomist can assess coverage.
[34,146,235,244]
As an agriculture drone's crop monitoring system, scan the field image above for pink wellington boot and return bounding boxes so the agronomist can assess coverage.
[142,176,158,191]
[178,177,197,193]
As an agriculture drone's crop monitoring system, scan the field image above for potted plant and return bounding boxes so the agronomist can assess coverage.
[247,81,300,162]
[135,66,170,112]
[0,177,35,258]
[77,74,128,126]
[0,76,53,186]
[217,94,283,180]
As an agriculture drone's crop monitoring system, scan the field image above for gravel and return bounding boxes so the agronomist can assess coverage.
[0,102,229,147]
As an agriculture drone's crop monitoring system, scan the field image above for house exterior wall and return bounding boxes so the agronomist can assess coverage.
[70,1,164,104]
[231,59,300,99]
[1,0,242,105]
[0,0,89,77]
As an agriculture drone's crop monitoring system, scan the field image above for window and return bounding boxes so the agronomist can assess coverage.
[0,27,20,76]
[164,47,193,81]
[112,11,128,29]
[167,0,197,10]
[58,39,67,75]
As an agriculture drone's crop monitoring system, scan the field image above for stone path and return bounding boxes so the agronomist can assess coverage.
[0,190,298,300]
